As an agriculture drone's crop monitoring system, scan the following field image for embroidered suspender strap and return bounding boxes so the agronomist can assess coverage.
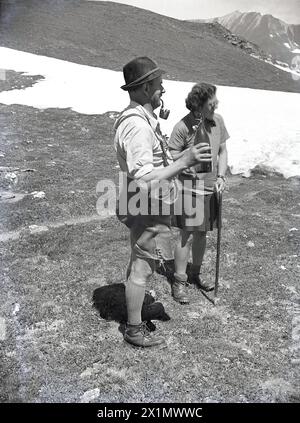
[156,128,170,168]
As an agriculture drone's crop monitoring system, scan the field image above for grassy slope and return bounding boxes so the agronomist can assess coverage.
[0,72,299,402]
[0,0,299,92]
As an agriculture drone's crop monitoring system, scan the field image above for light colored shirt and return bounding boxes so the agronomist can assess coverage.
[114,101,172,180]
[168,112,229,194]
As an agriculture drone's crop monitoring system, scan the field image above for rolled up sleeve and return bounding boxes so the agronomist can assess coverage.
[168,121,188,156]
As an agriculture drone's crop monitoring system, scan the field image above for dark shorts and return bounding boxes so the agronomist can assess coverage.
[116,208,173,261]
[172,191,219,232]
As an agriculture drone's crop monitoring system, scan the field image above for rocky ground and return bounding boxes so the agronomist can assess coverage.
[0,72,299,403]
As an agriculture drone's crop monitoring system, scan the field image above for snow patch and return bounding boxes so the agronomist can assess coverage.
[0,47,299,178]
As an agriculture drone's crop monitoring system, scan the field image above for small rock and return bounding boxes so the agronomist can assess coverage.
[12,303,20,316]
[80,368,93,378]
[5,172,17,182]
[5,351,16,358]
[220,278,231,289]
[28,225,49,234]
[289,228,298,232]
[31,191,46,199]
[247,241,255,248]
[80,388,100,403]
[280,265,286,270]
[0,152,5,158]
[0,317,7,341]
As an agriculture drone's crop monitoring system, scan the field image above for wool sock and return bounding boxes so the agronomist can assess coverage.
[125,278,146,326]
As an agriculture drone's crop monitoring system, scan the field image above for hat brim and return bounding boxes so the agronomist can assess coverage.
[121,68,166,91]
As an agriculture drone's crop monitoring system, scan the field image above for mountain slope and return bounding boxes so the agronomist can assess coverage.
[0,0,299,92]
[210,10,300,64]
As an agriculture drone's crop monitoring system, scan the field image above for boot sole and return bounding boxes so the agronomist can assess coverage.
[124,339,167,349]
[173,297,190,304]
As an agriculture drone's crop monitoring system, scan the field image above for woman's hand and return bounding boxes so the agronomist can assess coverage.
[214,176,226,193]
[180,143,212,169]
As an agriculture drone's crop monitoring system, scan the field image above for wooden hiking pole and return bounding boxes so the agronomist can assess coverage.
[214,191,222,305]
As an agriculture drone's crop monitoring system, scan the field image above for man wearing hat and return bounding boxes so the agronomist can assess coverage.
[114,57,212,348]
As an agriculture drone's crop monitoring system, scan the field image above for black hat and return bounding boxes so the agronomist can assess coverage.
[121,57,165,91]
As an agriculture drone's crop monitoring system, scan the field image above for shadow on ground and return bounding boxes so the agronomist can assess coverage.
[93,283,170,333]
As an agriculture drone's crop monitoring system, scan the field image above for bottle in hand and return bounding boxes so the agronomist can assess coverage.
[193,119,212,173]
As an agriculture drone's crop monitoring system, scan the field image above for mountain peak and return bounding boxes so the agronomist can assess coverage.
[216,10,299,64]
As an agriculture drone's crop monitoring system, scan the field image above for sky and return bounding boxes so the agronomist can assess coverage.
[92,0,300,24]
[1,47,300,178]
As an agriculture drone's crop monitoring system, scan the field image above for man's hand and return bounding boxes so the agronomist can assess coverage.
[181,143,212,168]
[214,176,226,193]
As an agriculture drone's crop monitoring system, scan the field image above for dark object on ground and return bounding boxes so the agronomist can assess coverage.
[93,283,170,331]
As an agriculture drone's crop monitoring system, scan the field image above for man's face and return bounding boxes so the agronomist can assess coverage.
[147,76,165,110]
[200,95,219,120]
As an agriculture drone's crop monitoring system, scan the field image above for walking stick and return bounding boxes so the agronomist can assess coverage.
[214,191,222,305]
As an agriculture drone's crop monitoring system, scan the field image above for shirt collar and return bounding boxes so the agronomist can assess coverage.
[189,112,216,128]
[128,101,159,132]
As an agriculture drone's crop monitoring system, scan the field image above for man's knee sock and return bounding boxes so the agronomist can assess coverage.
[125,278,146,326]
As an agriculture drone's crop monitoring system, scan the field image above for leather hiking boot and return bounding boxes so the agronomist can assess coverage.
[172,274,189,304]
[124,322,166,348]
[189,274,214,292]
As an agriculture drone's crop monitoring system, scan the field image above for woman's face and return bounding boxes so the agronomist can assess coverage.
[196,95,219,120]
